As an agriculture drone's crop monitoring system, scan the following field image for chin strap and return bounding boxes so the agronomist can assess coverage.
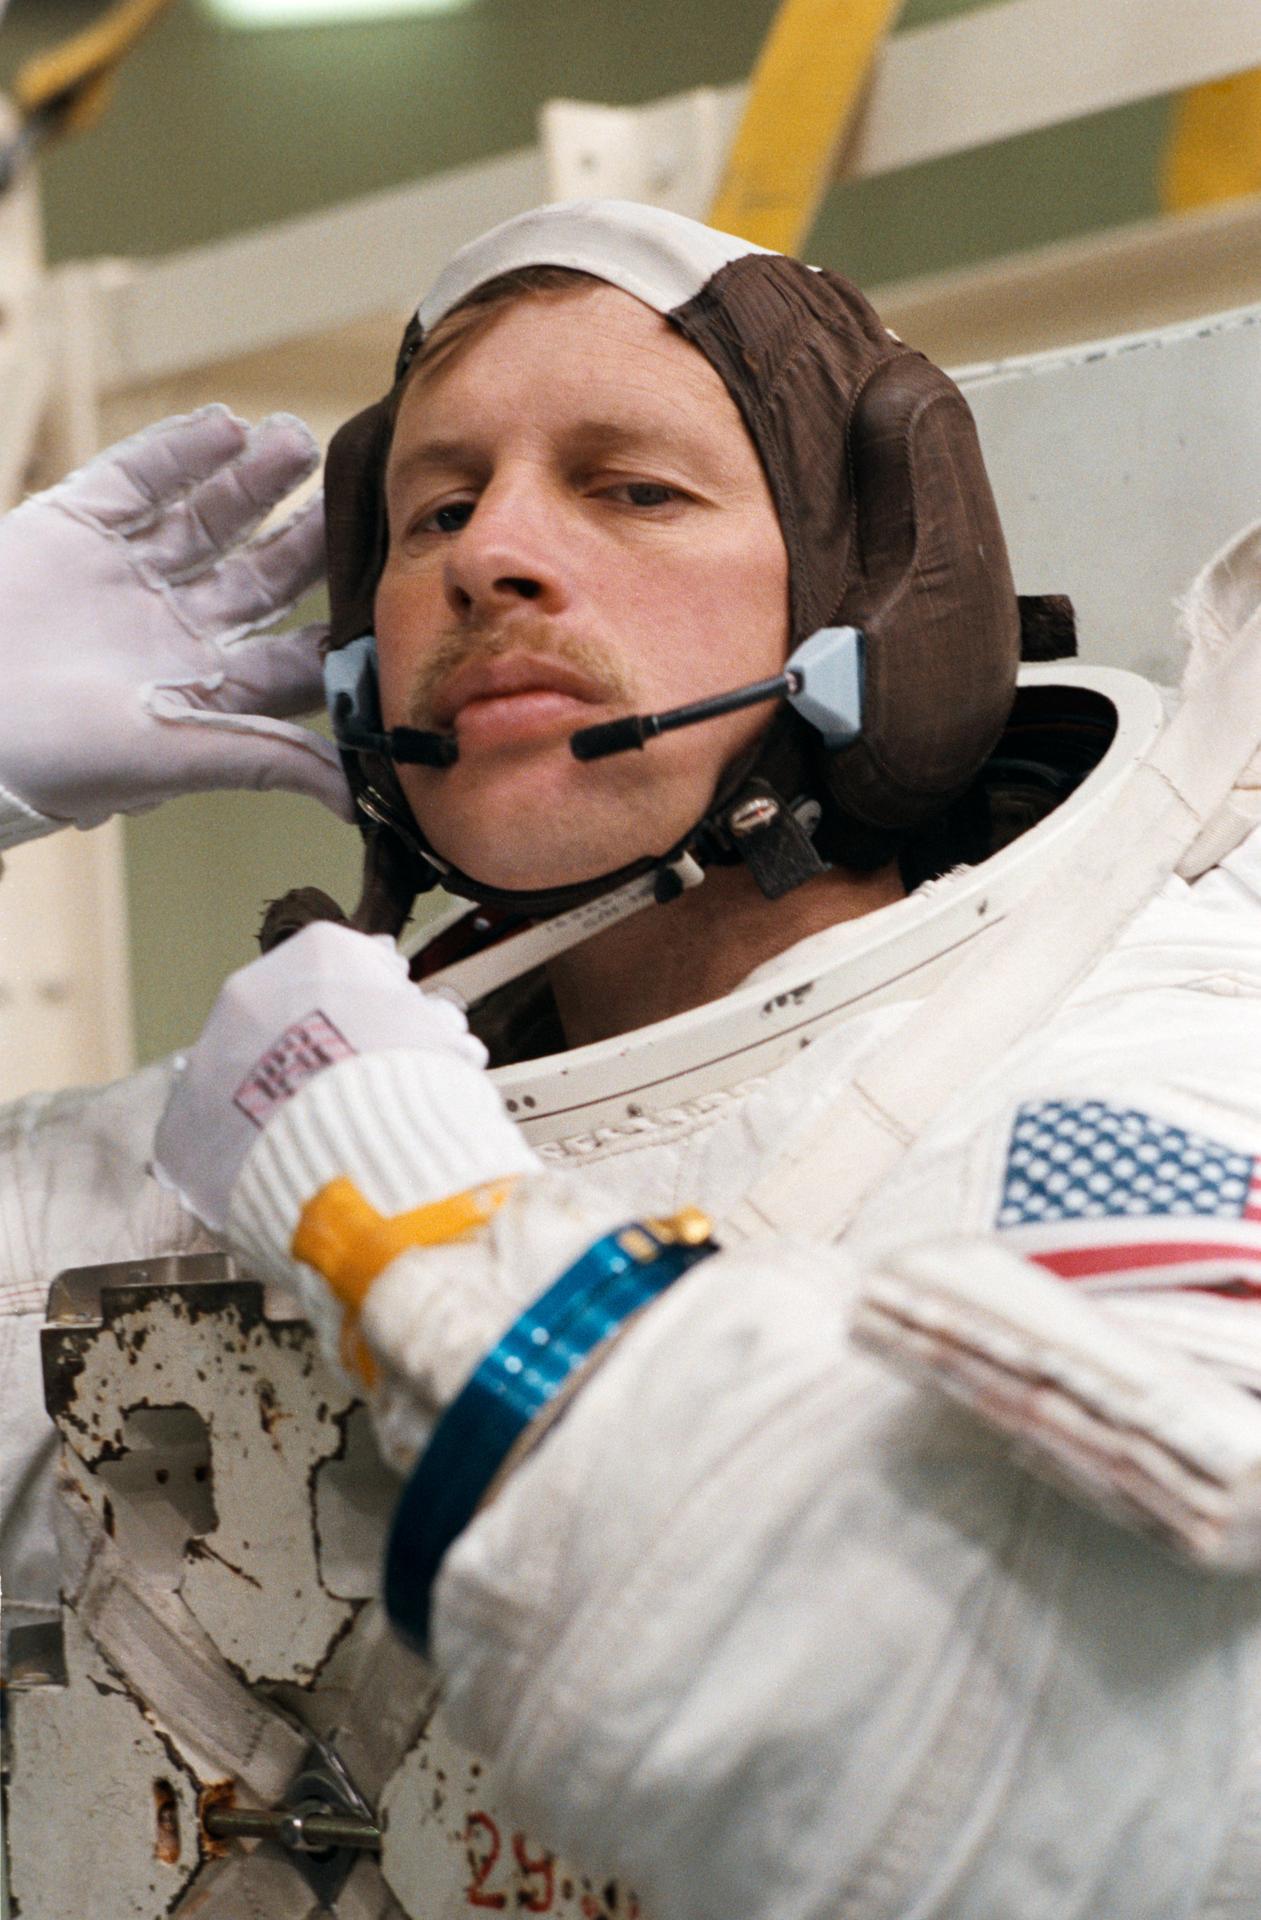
[258,761,830,1020]
[261,697,831,1004]
[256,796,711,1006]
[407,773,840,1011]
[417,855,705,1011]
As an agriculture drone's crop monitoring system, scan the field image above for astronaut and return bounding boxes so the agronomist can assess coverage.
[11,200,1261,1917]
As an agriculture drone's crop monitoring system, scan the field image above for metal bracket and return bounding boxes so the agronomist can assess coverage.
[205,1735,382,1908]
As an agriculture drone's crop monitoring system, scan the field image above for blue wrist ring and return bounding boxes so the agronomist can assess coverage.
[384,1208,717,1656]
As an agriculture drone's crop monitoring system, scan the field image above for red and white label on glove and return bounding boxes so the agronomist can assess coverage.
[155,921,487,1232]
[234,1011,356,1125]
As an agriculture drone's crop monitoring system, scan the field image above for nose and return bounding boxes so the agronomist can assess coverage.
[443,475,571,621]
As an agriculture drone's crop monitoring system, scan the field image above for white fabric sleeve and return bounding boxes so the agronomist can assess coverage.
[227,1050,621,1461]
[431,1238,1261,1920]
[229,1046,539,1284]
[226,1047,543,1398]
[359,1173,629,1466]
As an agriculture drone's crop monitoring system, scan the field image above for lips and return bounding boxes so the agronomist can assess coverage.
[430,652,613,732]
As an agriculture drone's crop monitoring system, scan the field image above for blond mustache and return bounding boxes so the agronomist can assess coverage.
[404,616,637,731]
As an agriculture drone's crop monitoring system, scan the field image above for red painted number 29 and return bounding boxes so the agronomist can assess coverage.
[464,1812,556,1911]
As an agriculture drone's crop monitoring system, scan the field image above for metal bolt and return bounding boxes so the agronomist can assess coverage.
[203,1803,382,1854]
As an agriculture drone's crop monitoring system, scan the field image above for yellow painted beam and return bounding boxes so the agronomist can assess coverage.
[13,0,176,138]
[709,0,905,253]
[1162,69,1261,213]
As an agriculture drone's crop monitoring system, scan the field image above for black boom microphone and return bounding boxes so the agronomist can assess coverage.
[570,626,865,762]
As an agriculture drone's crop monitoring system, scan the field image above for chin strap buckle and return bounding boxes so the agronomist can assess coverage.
[723,779,828,899]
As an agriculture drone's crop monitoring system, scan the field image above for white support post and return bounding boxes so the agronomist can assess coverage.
[541,89,737,210]
[0,226,137,1101]
[0,96,49,511]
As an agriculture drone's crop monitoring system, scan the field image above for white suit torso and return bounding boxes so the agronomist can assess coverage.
[429,827,1261,1920]
[5,818,1261,1918]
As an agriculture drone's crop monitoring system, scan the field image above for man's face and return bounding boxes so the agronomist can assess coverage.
[376,282,790,891]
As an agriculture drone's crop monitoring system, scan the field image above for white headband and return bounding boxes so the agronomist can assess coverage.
[417,198,776,333]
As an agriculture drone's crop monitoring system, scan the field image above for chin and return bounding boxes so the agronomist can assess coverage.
[429,829,632,893]
[412,801,673,894]
[401,760,689,894]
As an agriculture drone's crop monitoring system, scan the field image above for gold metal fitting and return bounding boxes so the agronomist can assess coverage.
[644,1206,714,1249]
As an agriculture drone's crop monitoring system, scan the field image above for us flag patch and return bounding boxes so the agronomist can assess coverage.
[996,1099,1261,1289]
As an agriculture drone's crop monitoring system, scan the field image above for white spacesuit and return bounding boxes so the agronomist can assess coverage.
[7,201,1261,1920]
[153,749,1261,1920]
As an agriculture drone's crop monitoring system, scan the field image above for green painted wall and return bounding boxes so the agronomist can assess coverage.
[1,0,1171,1061]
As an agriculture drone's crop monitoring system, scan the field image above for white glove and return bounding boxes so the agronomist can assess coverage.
[0,405,352,846]
[153,920,499,1234]
[154,920,549,1453]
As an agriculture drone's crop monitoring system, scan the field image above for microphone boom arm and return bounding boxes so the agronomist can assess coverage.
[570,625,864,762]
